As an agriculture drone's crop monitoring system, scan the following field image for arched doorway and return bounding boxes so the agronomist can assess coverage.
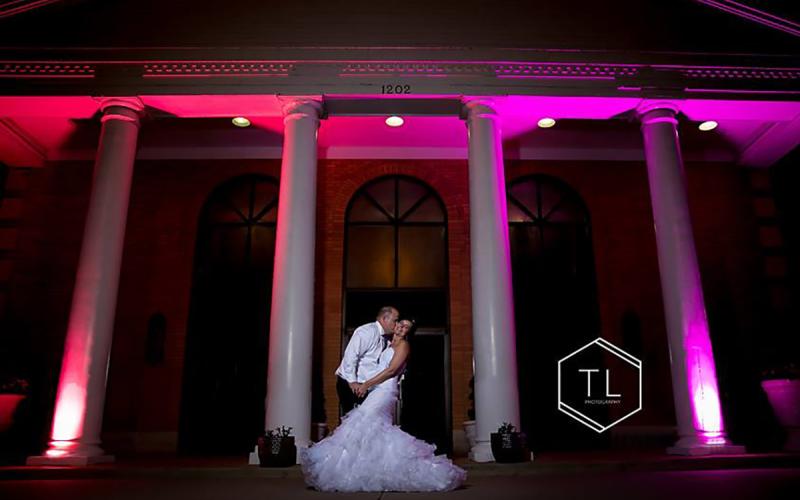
[507,174,604,451]
[179,174,279,454]
[342,175,452,454]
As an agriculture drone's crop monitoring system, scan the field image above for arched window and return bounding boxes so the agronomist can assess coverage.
[198,175,279,272]
[180,174,278,455]
[507,175,596,316]
[508,174,602,451]
[345,176,447,291]
[343,175,452,454]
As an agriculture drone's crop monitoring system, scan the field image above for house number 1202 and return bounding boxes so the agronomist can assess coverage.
[381,84,411,94]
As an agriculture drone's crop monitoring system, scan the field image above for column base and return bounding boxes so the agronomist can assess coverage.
[27,441,114,466]
[468,441,495,462]
[666,434,746,456]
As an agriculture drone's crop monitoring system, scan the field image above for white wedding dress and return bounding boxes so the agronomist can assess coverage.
[300,346,467,492]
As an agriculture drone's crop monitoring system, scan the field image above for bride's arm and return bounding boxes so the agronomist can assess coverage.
[360,343,410,393]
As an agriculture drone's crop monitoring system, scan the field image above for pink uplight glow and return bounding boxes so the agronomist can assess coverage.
[49,319,94,446]
[701,431,728,445]
[51,381,87,441]
[687,343,724,434]
[44,439,78,457]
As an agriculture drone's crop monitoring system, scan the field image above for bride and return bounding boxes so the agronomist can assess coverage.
[300,319,467,492]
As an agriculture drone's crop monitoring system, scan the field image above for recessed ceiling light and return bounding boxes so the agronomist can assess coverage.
[537,117,556,128]
[385,116,404,127]
[232,117,251,127]
[698,120,718,131]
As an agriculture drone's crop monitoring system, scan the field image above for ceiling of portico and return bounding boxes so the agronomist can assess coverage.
[1,94,799,168]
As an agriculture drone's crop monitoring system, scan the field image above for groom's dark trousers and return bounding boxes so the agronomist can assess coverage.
[337,376,366,416]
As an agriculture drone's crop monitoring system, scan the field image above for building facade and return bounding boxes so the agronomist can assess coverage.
[0,1,798,464]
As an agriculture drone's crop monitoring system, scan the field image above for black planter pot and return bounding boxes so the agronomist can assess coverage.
[490,432,530,463]
[257,435,296,467]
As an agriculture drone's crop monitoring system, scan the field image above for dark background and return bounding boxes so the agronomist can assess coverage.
[0,1,798,55]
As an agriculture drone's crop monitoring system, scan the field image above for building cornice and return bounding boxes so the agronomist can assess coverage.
[0,47,798,100]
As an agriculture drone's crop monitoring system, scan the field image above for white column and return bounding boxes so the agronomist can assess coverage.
[260,100,321,464]
[639,103,744,456]
[28,98,144,465]
[463,101,522,462]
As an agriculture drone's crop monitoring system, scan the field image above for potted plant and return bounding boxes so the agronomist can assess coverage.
[0,377,29,434]
[257,426,296,467]
[490,422,530,463]
[761,363,800,451]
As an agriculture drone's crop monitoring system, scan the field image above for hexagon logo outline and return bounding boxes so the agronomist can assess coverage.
[557,337,642,433]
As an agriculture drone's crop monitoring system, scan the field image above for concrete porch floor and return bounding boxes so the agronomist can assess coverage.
[1,453,799,500]
[1,450,799,480]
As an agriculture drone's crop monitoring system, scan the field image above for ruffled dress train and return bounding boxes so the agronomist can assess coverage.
[300,349,466,492]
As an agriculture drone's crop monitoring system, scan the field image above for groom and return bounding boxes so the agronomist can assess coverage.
[335,306,399,416]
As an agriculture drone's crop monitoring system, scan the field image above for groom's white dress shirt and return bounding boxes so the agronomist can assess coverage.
[336,321,387,384]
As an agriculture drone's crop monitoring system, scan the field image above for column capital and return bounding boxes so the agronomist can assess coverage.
[96,97,144,126]
[462,100,498,122]
[97,97,145,113]
[637,101,681,125]
[281,99,323,123]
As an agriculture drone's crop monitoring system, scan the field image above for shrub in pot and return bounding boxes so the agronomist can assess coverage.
[257,426,296,467]
[490,422,530,463]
